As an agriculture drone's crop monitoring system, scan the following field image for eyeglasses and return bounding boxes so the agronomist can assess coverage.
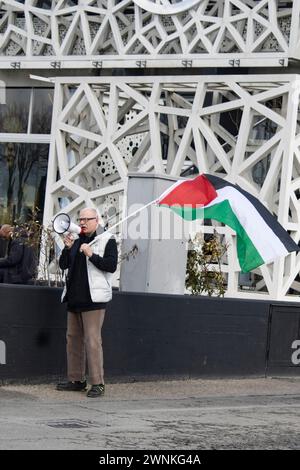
[77,217,97,223]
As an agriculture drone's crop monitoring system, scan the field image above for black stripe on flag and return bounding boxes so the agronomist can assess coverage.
[204,174,300,254]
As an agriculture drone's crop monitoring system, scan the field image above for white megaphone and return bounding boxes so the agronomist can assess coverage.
[52,213,82,236]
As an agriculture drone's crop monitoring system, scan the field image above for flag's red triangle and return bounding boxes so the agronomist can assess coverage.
[158,175,217,208]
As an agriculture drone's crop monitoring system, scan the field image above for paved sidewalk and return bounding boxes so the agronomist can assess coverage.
[0,377,300,450]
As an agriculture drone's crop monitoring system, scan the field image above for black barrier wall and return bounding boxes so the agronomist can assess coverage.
[266,304,300,376]
[0,284,299,381]
[104,292,270,379]
[0,284,67,380]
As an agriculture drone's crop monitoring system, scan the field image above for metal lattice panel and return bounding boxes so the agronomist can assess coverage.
[43,74,300,300]
[0,0,299,68]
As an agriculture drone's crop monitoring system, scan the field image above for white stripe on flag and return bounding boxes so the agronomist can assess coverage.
[206,187,288,263]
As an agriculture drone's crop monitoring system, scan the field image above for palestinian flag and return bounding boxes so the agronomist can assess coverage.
[157,174,299,272]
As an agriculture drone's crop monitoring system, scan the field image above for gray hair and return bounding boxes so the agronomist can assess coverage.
[80,207,102,223]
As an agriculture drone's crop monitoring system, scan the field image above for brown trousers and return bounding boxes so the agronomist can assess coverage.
[66,309,105,385]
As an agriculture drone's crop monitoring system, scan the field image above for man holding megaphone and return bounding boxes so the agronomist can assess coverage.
[56,207,118,398]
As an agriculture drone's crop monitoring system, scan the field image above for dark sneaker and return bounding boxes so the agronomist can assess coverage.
[56,380,87,391]
[87,384,105,398]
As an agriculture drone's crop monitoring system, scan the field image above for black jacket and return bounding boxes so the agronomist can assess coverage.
[59,235,118,274]
[0,238,7,258]
[0,238,36,284]
[59,233,118,311]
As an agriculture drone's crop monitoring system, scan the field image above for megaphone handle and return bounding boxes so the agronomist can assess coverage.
[67,231,79,240]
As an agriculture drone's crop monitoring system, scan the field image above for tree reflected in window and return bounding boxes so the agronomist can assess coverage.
[0,143,49,224]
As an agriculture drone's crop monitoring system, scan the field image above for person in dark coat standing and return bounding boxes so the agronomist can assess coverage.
[0,224,36,284]
[0,224,8,258]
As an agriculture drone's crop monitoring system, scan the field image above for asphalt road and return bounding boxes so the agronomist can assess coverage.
[0,377,300,450]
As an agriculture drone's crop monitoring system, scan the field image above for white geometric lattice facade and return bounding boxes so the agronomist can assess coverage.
[1,1,300,299]
[42,75,300,300]
[0,0,300,68]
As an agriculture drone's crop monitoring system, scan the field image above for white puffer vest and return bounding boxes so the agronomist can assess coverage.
[61,231,115,303]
